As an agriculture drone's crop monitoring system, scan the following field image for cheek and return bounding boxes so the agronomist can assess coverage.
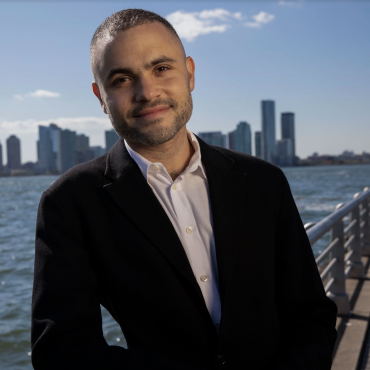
[165,76,190,100]
[106,93,129,114]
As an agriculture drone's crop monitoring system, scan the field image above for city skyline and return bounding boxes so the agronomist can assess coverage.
[0,1,369,162]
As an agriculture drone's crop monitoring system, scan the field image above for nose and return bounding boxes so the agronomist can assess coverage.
[134,75,161,102]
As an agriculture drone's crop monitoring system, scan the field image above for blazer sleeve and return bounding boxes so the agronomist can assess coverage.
[272,171,338,370]
[31,190,200,370]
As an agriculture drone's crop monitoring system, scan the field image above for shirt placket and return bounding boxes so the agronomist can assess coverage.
[169,178,217,312]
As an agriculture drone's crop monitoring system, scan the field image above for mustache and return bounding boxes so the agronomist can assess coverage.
[128,98,178,118]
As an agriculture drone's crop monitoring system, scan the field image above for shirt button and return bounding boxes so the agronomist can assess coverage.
[186,226,193,234]
[172,184,177,190]
[200,274,208,282]
[152,165,160,171]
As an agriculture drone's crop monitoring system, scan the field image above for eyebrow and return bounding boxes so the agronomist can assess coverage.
[105,55,177,82]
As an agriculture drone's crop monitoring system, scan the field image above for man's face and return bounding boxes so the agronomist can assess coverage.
[92,22,195,146]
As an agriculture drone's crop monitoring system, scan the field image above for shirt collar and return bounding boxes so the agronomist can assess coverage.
[124,130,207,181]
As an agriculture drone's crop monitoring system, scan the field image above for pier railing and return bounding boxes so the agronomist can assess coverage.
[304,187,370,315]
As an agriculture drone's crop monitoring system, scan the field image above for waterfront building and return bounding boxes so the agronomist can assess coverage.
[228,122,252,155]
[228,130,235,151]
[0,141,3,171]
[261,100,276,164]
[37,123,60,172]
[198,131,226,148]
[75,134,94,165]
[6,135,21,170]
[90,146,106,159]
[57,129,77,174]
[281,112,296,164]
[255,131,261,158]
[105,129,119,152]
[76,134,89,153]
[277,139,293,167]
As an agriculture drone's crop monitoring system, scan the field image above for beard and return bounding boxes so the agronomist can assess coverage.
[108,92,193,146]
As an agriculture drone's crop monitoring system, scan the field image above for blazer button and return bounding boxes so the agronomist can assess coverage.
[216,354,226,367]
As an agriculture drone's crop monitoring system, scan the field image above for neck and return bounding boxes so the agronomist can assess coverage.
[126,126,194,181]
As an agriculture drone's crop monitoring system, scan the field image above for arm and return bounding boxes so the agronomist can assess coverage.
[31,190,199,370]
[272,171,338,370]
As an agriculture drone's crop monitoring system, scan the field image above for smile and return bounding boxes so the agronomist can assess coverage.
[134,106,170,120]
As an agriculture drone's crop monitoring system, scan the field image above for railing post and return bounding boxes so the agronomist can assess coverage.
[362,187,370,256]
[327,203,349,315]
[348,193,364,278]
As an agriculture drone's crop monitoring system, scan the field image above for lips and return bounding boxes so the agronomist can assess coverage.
[134,106,170,119]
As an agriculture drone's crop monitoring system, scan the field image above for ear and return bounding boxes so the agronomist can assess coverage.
[92,82,107,114]
[185,56,195,92]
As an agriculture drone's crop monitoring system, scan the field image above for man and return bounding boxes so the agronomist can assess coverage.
[31,8,337,370]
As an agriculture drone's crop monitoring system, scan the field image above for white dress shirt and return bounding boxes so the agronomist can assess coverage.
[124,131,221,325]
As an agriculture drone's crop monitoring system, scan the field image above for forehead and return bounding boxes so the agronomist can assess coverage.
[93,22,183,78]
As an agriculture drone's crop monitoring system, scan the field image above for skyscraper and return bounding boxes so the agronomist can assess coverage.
[281,112,295,164]
[57,129,76,174]
[6,135,21,170]
[255,131,261,158]
[228,122,252,155]
[261,100,276,164]
[37,123,60,172]
[276,139,293,167]
[0,141,3,171]
[105,129,119,152]
[75,134,93,165]
[198,131,226,148]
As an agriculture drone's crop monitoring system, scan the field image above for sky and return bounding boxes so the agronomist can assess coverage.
[0,0,369,163]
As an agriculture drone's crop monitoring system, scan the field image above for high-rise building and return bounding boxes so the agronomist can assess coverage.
[6,135,21,170]
[57,129,76,174]
[105,129,119,152]
[261,100,276,164]
[228,131,235,150]
[76,134,89,153]
[37,123,60,172]
[198,131,226,148]
[255,131,262,158]
[281,112,295,164]
[0,141,3,171]
[276,139,293,167]
[228,122,251,155]
[75,134,94,165]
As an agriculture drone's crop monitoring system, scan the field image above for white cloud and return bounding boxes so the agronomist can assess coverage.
[244,11,275,28]
[278,0,305,6]
[198,9,231,20]
[0,116,111,134]
[166,9,243,42]
[28,89,60,98]
[13,89,61,100]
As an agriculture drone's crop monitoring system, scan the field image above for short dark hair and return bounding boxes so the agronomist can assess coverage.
[90,8,185,71]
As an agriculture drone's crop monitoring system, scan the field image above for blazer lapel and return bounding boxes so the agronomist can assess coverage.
[198,138,246,304]
[103,139,204,301]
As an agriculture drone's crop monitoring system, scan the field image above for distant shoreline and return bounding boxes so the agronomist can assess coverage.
[1,162,370,178]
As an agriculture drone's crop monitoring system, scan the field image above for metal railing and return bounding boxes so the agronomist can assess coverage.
[304,187,370,315]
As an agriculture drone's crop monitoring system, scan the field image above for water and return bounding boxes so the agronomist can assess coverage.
[0,164,369,369]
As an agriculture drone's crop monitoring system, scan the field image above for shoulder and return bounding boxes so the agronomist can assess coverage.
[211,145,286,183]
[45,154,109,200]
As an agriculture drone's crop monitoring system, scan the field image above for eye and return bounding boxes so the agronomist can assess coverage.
[115,76,130,85]
[157,66,169,72]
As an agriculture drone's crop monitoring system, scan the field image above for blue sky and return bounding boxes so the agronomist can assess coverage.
[0,1,369,163]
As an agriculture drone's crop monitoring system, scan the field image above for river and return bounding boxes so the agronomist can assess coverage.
[1,164,369,369]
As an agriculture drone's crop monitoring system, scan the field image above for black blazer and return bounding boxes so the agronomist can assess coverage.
[31,137,337,370]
